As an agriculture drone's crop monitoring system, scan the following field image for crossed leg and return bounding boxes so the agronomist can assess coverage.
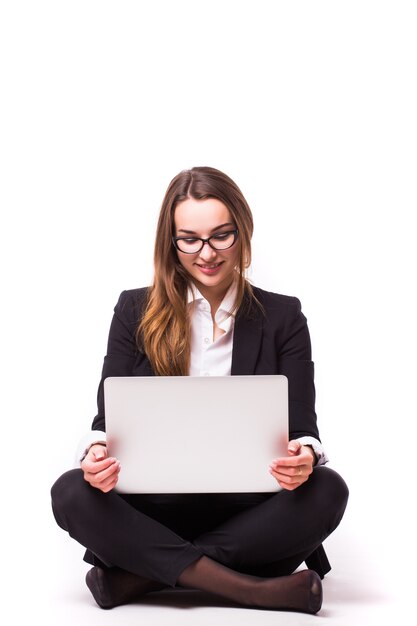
[51,466,348,612]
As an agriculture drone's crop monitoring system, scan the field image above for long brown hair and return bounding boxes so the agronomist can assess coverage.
[137,166,255,375]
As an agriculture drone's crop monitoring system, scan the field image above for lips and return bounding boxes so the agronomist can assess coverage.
[197,262,223,269]
[195,261,224,275]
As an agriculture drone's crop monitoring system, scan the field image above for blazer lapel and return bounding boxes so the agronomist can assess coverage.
[231,298,263,375]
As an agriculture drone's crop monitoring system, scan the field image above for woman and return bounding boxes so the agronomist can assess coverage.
[51,166,348,614]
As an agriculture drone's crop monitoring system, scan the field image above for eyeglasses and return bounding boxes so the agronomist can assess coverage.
[172,229,239,254]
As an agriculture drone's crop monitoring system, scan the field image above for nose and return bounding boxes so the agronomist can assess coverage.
[198,240,217,261]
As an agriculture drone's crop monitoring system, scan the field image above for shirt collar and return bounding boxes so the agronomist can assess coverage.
[187,279,238,317]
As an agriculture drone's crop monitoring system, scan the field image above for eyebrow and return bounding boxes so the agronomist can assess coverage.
[177,222,235,235]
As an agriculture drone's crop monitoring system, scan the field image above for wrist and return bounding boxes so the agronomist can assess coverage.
[89,442,107,452]
[80,441,107,463]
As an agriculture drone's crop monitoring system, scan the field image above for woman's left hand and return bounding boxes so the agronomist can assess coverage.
[269,441,315,491]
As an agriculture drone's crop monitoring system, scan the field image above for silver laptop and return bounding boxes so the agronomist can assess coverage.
[104,375,288,493]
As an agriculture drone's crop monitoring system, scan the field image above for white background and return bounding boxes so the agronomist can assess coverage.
[1,1,416,624]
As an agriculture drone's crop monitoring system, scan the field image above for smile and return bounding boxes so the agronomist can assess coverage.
[195,262,225,275]
[196,262,223,269]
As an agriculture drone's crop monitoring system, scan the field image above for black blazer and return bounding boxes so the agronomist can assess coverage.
[92,286,321,445]
[90,285,330,578]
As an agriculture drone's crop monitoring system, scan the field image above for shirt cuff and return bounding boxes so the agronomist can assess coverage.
[75,430,107,466]
[295,436,329,466]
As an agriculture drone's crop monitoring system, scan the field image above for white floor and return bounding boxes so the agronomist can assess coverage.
[7,490,412,626]
[40,552,408,626]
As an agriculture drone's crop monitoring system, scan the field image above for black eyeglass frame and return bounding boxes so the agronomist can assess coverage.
[172,229,239,254]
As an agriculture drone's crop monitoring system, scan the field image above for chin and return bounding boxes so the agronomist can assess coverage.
[196,273,232,290]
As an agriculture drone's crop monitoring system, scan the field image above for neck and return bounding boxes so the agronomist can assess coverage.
[193,275,235,314]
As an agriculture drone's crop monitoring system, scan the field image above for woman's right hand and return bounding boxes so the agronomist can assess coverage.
[81,444,121,493]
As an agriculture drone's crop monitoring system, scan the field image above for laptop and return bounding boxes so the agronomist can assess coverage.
[104,375,288,493]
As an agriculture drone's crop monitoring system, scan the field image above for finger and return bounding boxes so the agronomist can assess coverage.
[97,465,121,491]
[270,462,309,481]
[271,450,313,469]
[86,445,108,464]
[270,453,309,468]
[85,461,121,485]
[92,462,120,485]
[288,440,302,456]
[270,467,305,482]
[91,445,107,461]
[96,470,120,492]
[269,467,302,487]
[100,476,119,493]
[270,456,305,468]
[269,468,304,490]
[278,481,301,492]
[82,456,118,475]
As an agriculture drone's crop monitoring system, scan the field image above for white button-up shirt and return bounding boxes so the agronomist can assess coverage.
[77,284,328,465]
[188,282,237,377]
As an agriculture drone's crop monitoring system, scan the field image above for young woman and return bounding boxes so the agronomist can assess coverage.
[51,166,348,614]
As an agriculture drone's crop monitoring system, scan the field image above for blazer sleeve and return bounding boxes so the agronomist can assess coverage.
[91,290,143,432]
[275,298,320,442]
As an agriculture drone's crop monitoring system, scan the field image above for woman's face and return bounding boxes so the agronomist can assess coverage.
[173,197,240,301]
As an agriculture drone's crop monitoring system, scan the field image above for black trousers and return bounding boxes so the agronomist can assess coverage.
[51,466,348,588]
